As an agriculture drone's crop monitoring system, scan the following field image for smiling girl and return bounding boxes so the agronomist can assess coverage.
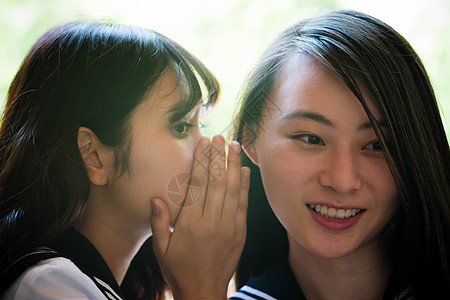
[231,10,450,299]
[0,21,250,300]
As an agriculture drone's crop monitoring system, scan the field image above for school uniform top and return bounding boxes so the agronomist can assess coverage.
[1,228,125,300]
[230,262,417,300]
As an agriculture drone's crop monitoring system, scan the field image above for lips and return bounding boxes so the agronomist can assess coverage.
[306,203,366,231]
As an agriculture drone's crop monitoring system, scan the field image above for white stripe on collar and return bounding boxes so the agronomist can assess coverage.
[93,277,123,300]
[242,285,278,300]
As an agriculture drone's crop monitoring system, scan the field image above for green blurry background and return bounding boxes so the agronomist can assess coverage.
[1,0,449,140]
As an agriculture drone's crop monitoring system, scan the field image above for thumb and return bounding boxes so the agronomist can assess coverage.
[150,198,171,256]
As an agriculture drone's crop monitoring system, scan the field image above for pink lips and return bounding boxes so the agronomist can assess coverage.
[308,206,365,231]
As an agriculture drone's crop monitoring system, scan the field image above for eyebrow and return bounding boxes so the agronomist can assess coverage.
[281,109,386,130]
[168,101,202,123]
[281,110,334,127]
[357,120,387,130]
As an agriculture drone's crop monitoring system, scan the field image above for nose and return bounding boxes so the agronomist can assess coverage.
[318,149,362,194]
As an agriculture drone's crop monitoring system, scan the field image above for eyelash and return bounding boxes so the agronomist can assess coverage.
[363,141,383,151]
[292,134,384,152]
[292,134,325,146]
[173,122,194,136]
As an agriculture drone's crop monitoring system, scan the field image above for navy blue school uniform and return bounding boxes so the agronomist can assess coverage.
[230,262,416,300]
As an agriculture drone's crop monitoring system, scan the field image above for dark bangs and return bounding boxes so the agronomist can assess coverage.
[161,35,220,122]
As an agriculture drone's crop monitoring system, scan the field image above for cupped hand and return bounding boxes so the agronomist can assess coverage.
[149,135,250,300]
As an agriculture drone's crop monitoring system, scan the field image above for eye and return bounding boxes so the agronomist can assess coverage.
[364,141,383,151]
[293,134,325,146]
[173,122,193,136]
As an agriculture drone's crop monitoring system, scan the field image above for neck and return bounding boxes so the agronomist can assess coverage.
[75,193,151,285]
[288,234,390,300]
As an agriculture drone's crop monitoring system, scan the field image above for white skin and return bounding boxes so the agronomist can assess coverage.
[76,67,250,300]
[244,55,399,300]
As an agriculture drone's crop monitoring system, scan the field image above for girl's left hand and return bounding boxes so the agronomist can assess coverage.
[149,135,250,300]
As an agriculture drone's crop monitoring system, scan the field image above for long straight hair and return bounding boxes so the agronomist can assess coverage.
[232,10,450,297]
[0,21,219,299]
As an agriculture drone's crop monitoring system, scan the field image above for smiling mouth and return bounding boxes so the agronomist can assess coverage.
[306,204,365,220]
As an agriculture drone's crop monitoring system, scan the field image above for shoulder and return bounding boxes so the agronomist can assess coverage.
[230,263,305,300]
[1,257,107,300]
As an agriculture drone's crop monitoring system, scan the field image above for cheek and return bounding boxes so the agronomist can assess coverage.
[256,137,317,197]
[258,145,290,197]
[159,145,201,221]
[371,162,399,206]
[135,142,194,194]
[377,172,400,224]
[126,137,196,219]
[359,160,399,237]
[256,142,311,217]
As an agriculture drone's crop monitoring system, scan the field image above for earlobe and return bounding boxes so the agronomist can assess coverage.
[242,125,259,166]
[77,127,109,186]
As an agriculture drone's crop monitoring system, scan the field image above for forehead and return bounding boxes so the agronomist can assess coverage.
[268,55,381,122]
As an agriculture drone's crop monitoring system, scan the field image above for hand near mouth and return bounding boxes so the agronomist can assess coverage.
[149,135,251,300]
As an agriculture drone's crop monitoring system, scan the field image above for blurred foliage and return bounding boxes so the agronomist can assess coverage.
[185,0,339,137]
[0,0,82,106]
[0,0,448,140]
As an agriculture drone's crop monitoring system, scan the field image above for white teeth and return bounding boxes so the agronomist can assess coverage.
[328,207,336,218]
[308,204,362,219]
[345,209,352,218]
[315,205,321,213]
[336,209,345,219]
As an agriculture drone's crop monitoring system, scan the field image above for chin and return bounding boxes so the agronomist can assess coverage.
[312,247,355,259]
[300,234,361,260]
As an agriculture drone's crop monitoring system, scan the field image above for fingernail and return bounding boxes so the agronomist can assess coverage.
[230,141,241,154]
[213,134,225,143]
[151,199,159,216]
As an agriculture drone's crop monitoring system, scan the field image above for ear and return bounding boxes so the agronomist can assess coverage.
[78,127,113,186]
[241,125,259,166]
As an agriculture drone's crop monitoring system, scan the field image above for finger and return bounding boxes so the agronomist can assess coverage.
[235,167,250,232]
[182,136,210,217]
[150,198,172,256]
[202,135,227,218]
[221,141,242,219]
